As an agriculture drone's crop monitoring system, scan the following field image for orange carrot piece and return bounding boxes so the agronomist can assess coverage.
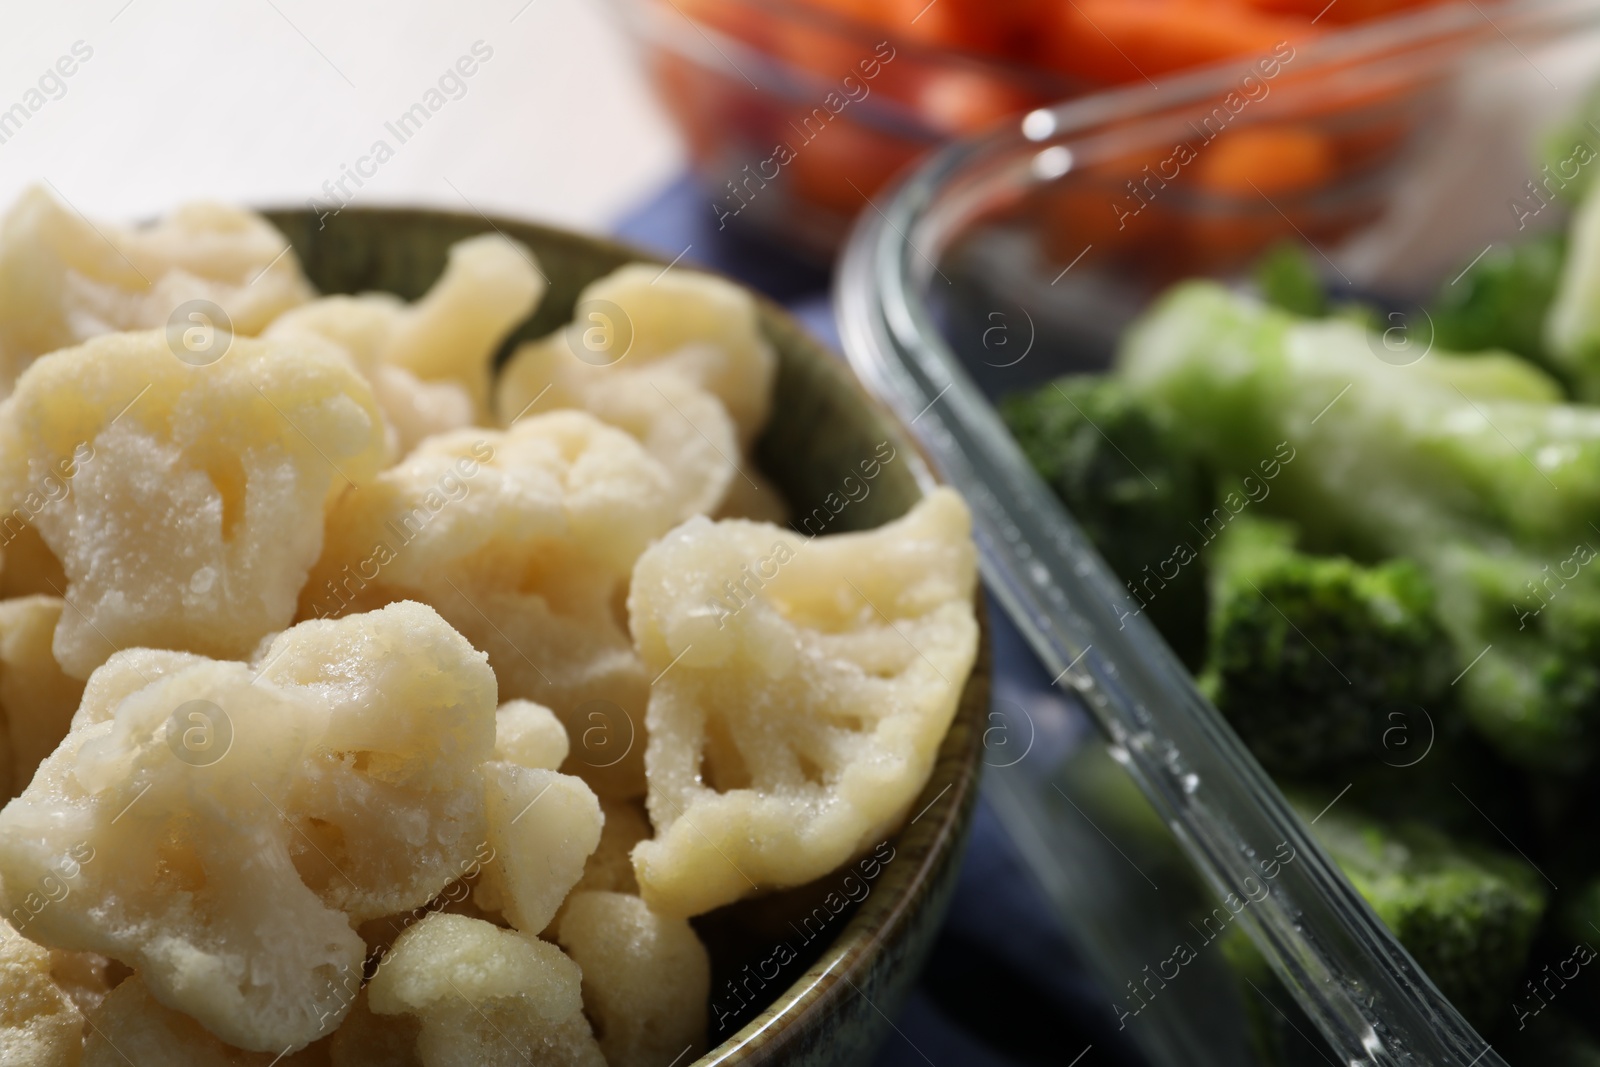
[1192,124,1335,196]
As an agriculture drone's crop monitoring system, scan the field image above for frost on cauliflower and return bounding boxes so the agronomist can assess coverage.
[0,186,313,393]
[0,602,496,1053]
[365,913,606,1067]
[269,233,544,440]
[83,976,332,1067]
[253,604,498,923]
[496,264,777,449]
[494,698,569,771]
[497,366,739,524]
[304,411,681,799]
[0,329,387,679]
[0,597,84,800]
[473,764,601,934]
[628,489,979,917]
[0,918,85,1067]
[554,891,710,1067]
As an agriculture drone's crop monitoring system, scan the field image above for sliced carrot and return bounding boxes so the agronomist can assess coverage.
[1234,0,1454,24]
[785,108,920,213]
[1037,0,1313,85]
[886,63,1042,134]
[878,0,1052,57]
[1192,125,1335,196]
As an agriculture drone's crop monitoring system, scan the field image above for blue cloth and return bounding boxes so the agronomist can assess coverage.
[614,178,1146,1067]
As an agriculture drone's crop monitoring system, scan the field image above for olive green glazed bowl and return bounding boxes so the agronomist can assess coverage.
[263,207,990,1066]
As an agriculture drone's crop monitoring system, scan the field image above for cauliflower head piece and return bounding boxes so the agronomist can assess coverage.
[365,913,605,1067]
[305,411,681,799]
[269,232,543,431]
[0,187,313,391]
[499,365,739,523]
[0,601,496,1054]
[0,919,85,1067]
[83,976,333,1067]
[496,264,776,449]
[494,698,569,771]
[472,764,602,936]
[0,328,387,678]
[627,488,978,916]
[554,891,710,1067]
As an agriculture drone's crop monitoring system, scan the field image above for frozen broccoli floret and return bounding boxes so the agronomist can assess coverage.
[1254,242,1326,319]
[1253,242,1381,331]
[1002,374,1211,667]
[1306,804,1547,1034]
[1433,233,1565,375]
[1426,543,1600,772]
[1117,281,1600,772]
[1199,515,1454,777]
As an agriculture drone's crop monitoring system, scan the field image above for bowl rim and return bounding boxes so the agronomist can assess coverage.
[260,204,994,1066]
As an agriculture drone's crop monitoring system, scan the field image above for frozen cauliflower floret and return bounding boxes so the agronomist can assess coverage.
[497,347,739,522]
[252,602,498,922]
[268,233,543,427]
[0,597,85,798]
[84,977,332,1067]
[366,914,605,1067]
[0,329,387,679]
[497,264,776,448]
[371,365,476,459]
[555,892,710,1067]
[385,234,544,412]
[0,602,495,1053]
[0,918,84,1067]
[573,798,649,897]
[628,489,979,917]
[474,764,602,934]
[495,699,569,770]
[0,187,312,390]
[70,648,214,730]
[304,412,681,799]
[355,864,500,971]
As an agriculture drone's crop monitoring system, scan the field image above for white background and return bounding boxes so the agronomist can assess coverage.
[0,0,684,229]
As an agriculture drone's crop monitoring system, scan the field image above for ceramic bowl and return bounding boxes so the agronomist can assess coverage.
[262,206,992,1066]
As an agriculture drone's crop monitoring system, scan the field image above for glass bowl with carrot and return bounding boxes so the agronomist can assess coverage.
[617,0,1465,255]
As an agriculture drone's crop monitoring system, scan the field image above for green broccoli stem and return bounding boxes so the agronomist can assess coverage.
[1118,282,1600,773]
[1298,800,1548,1036]
[1546,190,1600,399]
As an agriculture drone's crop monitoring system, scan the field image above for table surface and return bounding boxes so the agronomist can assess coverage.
[1,1,682,228]
[5,5,1144,1063]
